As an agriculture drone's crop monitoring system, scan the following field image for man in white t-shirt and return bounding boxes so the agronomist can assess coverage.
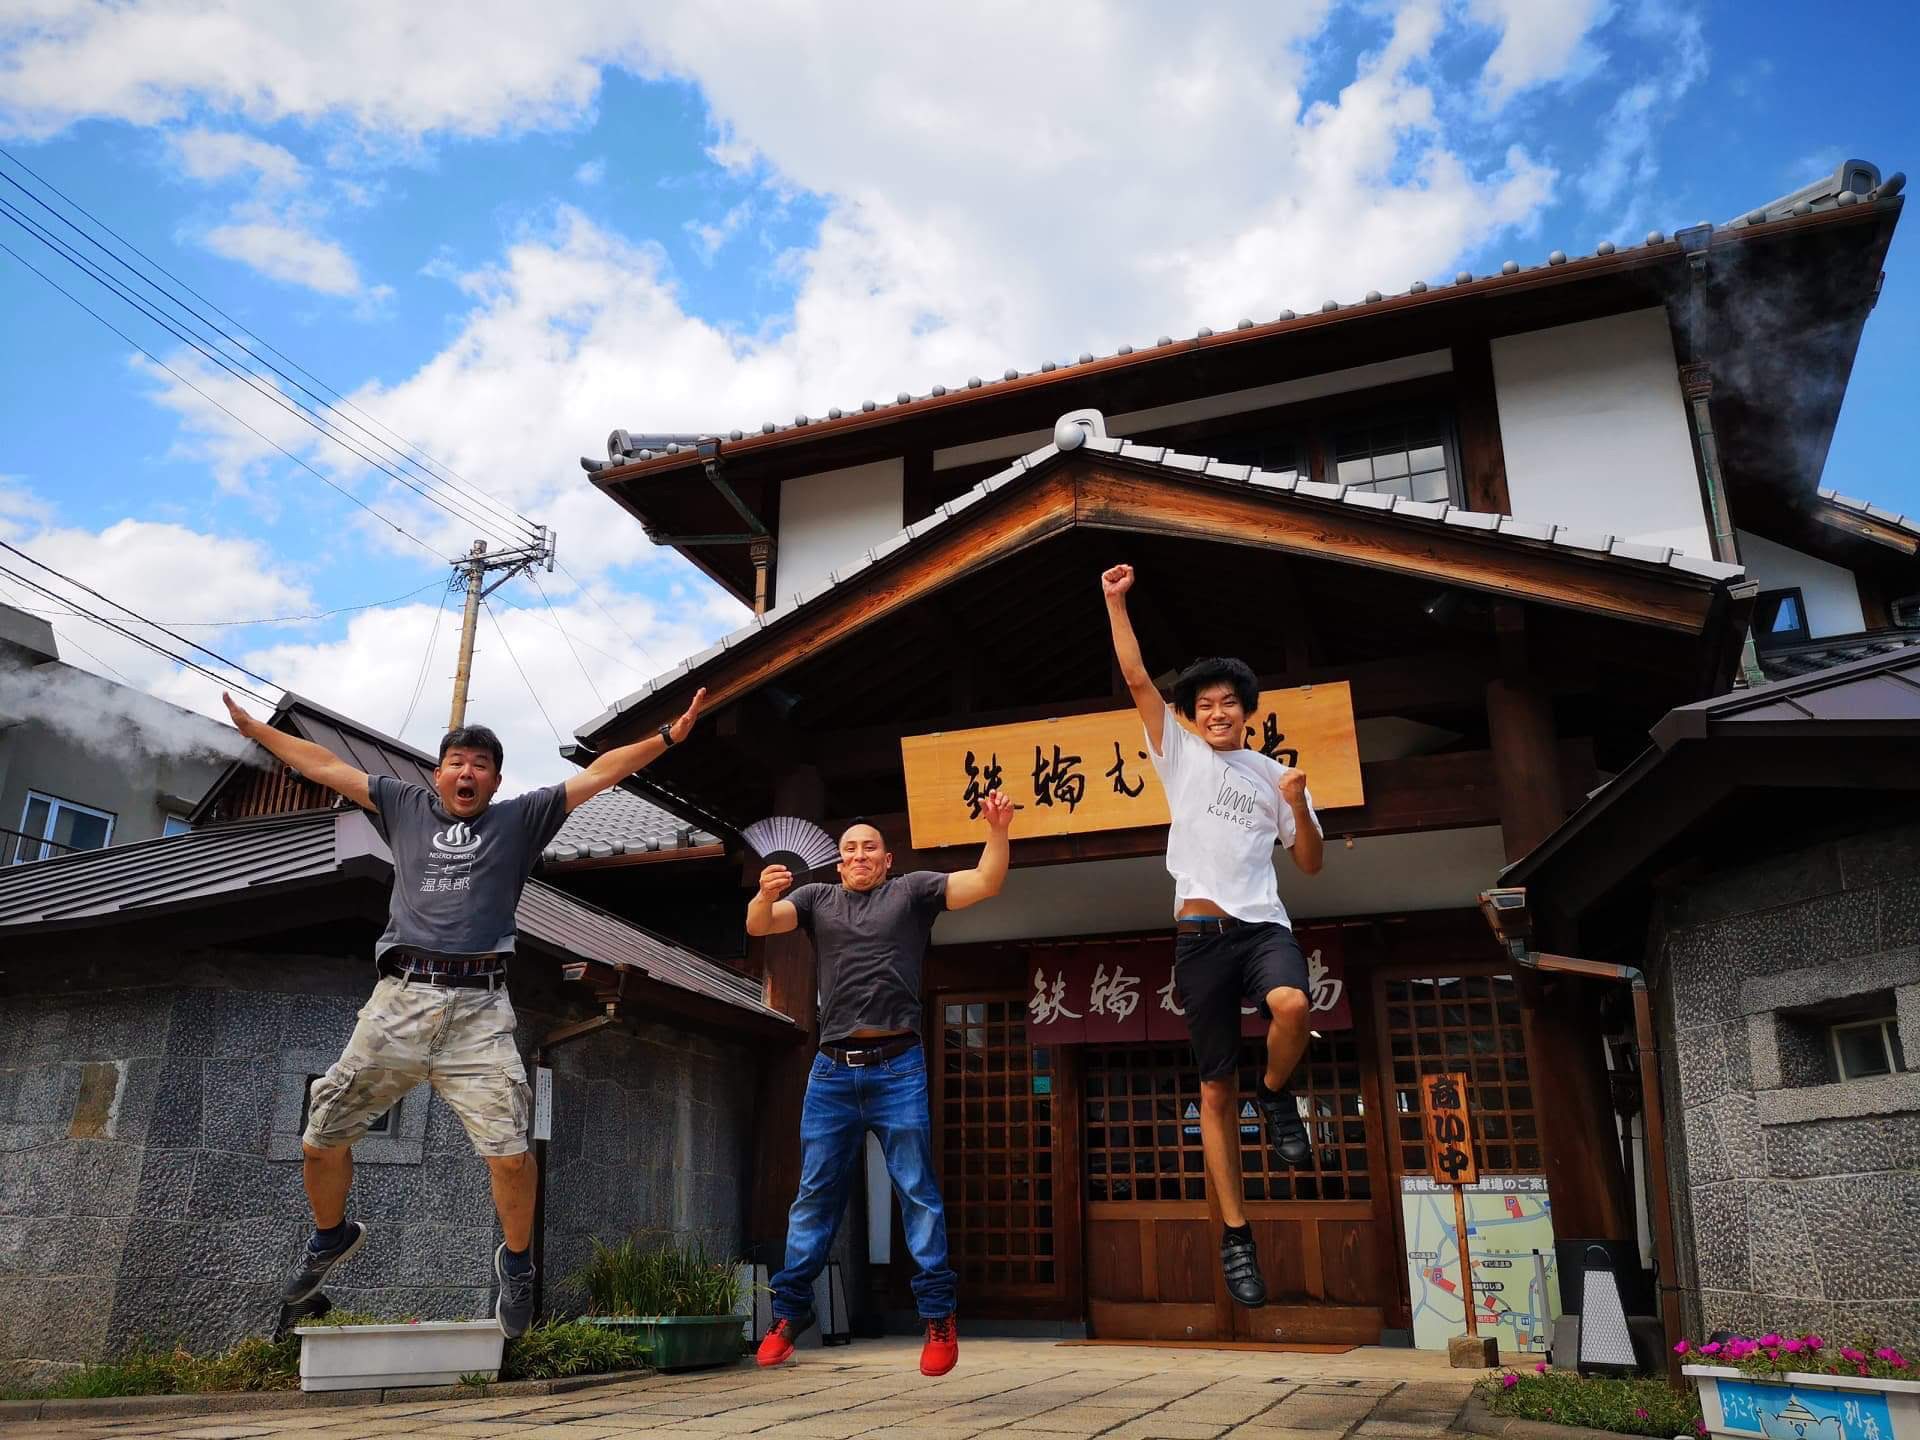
[1101,564,1325,1309]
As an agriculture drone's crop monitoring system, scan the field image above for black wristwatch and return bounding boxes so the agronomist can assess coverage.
[659,723,676,748]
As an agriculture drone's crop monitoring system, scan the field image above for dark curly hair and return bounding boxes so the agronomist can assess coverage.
[1172,656,1258,720]
[438,725,504,769]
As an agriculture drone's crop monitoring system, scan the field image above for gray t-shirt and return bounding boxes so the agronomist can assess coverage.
[788,872,948,1045]
[367,775,570,962]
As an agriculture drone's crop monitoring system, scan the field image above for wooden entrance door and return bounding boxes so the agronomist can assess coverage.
[1081,1031,1391,1343]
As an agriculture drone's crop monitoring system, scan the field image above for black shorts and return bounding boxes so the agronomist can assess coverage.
[1173,920,1309,1081]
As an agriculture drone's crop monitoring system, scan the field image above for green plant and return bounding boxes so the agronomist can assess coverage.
[1675,1333,1910,1379]
[566,1235,743,1318]
[501,1321,648,1381]
[0,1335,305,1402]
[458,1371,492,1389]
[1478,1369,1702,1438]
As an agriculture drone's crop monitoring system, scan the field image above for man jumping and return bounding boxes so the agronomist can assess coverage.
[745,793,1015,1377]
[222,687,705,1337]
[1101,563,1325,1309]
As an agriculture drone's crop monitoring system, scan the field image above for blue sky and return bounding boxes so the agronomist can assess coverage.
[0,1,1914,788]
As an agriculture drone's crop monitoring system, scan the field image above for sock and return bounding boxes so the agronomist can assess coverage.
[501,1244,534,1278]
[310,1221,349,1252]
[1221,1222,1253,1244]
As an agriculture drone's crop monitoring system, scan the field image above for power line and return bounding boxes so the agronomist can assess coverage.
[0,235,449,562]
[0,575,136,684]
[481,598,563,744]
[0,148,542,546]
[555,558,659,670]
[400,581,453,737]
[527,569,605,708]
[492,589,649,679]
[160,577,449,628]
[0,197,527,552]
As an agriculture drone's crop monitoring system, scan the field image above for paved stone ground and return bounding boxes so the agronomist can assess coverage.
[0,1336,1481,1439]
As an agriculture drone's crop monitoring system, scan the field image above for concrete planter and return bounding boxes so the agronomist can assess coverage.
[294,1321,504,1392]
[1685,1365,1920,1440]
[584,1314,743,1371]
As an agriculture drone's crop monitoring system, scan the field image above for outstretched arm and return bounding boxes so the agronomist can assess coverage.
[563,688,707,813]
[1101,565,1166,752]
[1279,769,1324,876]
[945,791,1015,910]
[744,863,800,936]
[222,693,374,811]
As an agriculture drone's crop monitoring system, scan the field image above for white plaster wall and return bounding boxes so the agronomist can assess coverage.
[774,458,904,609]
[1736,529,1866,638]
[929,825,1509,946]
[1492,308,1712,556]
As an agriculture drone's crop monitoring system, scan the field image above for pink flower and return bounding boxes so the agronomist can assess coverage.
[1536,1362,1549,1374]
[1760,1334,1783,1347]
[1806,1336,1824,1351]
[1859,1366,1872,1378]
[1783,1340,1804,1354]
[1843,1349,1867,1363]
[1635,1409,1650,1420]
[1675,1340,1691,1354]
[1702,1343,1723,1356]
[1696,1421,1708,1436]
[1502,1374,1519,1390]
[1875,1348,1907,1369]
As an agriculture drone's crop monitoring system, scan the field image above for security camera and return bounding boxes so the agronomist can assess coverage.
[1477,887,1533,962]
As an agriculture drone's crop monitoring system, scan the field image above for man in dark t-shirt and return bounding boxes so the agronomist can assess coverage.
[745,792,1014,1377]
[221,688,705,1337]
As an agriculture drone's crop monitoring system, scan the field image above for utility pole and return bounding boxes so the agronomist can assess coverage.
[446,529,557,730]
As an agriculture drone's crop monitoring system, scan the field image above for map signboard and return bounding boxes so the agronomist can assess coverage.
[1401,1175,1560,1354]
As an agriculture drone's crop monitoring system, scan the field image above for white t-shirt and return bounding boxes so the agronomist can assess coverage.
[1145,703,1323,925]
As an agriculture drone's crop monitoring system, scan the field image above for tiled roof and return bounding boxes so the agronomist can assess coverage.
[543,786,717,863]
[1756,628,1920,681]
[589,162,1902,470]
[1818,487,1920,541]
[576,409,1749,740]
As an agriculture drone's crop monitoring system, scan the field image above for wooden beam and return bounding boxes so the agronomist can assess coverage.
[1451,339,1511,515]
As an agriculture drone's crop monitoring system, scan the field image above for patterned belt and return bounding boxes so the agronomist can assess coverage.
[380,952,505,988]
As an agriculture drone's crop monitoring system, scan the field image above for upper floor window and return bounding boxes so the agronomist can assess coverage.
[1333,417,1455,503]
[1831,1015,1907,1082]
[162,815,193,838]
[1754,587,1811,646]
[1199,427,1305,481]
[9,791,115,865]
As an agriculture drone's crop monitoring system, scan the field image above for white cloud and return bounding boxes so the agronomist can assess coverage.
[1468,0,1611,106]
[686,199,751,264]
[202,216,362,294]
[170,127,305,188]
[1579,0,1708,227]
[574,156,605,186]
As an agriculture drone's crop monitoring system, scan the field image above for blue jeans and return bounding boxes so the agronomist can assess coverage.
[770,1043,957,1321]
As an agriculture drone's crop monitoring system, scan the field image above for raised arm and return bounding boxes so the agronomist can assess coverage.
[562,688,706,813]
[945,790,1014,910]
[1279,768,1324,876]
[222,693,374,811]
[744,863,800,936]
[1101,565,1165,751]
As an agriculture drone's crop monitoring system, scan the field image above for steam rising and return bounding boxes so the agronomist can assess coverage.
[0,657,267,769]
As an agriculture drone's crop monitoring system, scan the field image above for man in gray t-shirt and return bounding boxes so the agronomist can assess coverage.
[221,687,705,1338]
[744,794,1013,1378]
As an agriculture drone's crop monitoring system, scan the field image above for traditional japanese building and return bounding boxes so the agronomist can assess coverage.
[568,159,1913,1349]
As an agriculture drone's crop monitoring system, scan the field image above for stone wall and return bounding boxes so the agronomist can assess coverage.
[0,948,757,1379]
[1655,815,1920,1348]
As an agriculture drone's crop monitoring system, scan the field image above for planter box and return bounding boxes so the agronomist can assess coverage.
[584,1314,744,1372]
[1686,1365,1920,1440]
[294,1321,504,1392]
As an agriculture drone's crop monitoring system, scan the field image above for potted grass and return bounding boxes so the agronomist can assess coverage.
[569,1235,747,1372]
[1680,1332,1919,1440]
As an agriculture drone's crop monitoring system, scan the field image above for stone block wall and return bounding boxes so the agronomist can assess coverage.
[0,950,758,1379]
[1655,815,1920,1348]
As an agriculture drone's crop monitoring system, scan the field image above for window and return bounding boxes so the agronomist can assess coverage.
[1384,974,1542,1174]
[1198,426,1305,481]
[1331,417,1455,503]
[299,1075,396,1136]
[1754,588,1811,646]
[12,791,115,864]
[161,816,193,837]
[1831,1016,1907,1081]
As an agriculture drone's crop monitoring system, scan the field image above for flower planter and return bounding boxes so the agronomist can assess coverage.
[585,1314,743,1372]
[1685,1365,1920,1440]
[294,1321,504,1392]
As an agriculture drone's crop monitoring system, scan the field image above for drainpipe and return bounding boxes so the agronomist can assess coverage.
[750,538,775,617]
[529,1000,620,1319]
[1479,891,1685,1384]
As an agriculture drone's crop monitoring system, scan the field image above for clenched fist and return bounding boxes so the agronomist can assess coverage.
[1101,564,1134,598]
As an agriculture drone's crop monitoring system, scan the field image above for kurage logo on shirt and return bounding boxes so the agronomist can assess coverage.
[433,820,483,854]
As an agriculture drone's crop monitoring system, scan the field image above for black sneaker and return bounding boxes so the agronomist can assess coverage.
[1257,1082,1313,1169]
[281,1222,366,1305]
[494,1244,536,1339]
[1221,1228,1267,1308]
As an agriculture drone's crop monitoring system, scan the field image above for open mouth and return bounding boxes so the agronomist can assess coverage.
[455,785,477,805]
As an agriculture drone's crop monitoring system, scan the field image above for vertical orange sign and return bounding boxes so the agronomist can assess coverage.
[1422,1071,1477,1187]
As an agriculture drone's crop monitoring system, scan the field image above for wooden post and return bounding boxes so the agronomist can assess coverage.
[447,539,487,730]
[1453,1183,1478,1337]
[1425,1070,1496,1366]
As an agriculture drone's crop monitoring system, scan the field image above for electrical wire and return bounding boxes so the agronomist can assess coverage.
[160,577,449,627]
[491,590,649,679]
[481,598,563,744]
[526,570,605,708]
[0,538,278,689]
[555,557,659,669]
[0,575,136,684]
[0,235,449,563]
[0,148,543,546]
[399,581,453,737]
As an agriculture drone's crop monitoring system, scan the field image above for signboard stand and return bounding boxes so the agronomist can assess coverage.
[1422,1071,1500,1369]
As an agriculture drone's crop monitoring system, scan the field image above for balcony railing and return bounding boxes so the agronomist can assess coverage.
[1,828,81,866]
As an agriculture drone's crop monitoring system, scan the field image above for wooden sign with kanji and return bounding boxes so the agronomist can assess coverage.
[1421,1071,1477,1187]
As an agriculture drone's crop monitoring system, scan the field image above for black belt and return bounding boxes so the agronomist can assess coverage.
[380,958,504,989]
[1176,915,1249,933]
[821,1035,917,1067]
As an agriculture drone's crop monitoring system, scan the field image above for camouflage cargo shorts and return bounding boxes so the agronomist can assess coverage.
[303,973,531,1157]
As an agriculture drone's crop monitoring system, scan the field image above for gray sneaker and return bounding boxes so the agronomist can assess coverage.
[282,1222,365,1305]
[494,1244,536,1339]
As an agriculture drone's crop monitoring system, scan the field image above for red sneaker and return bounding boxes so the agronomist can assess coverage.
[756,1313,812,1367]
[920,1315,959,1376]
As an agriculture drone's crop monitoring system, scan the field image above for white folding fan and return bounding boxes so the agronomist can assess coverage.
[742,815,840,880]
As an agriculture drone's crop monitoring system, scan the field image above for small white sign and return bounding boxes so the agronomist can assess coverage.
[533,1066,553,1141]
